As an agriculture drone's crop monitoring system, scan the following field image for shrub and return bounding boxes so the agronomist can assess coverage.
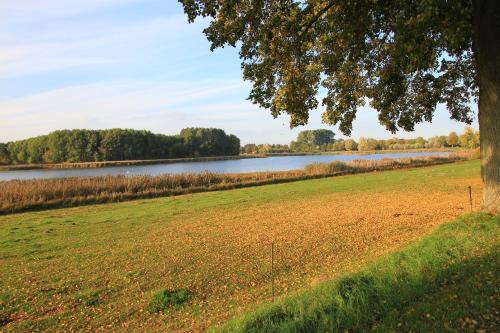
[147,288,192,313]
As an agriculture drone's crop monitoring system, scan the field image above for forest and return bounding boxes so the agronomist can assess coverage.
[0,128,240,165]
[0,127,479,165]
[241,128,480,154]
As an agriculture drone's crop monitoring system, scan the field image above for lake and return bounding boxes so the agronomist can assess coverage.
[0,151,450,181]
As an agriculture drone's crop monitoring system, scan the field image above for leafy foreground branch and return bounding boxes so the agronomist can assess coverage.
[0,152,475,215]
[217,213,499,333]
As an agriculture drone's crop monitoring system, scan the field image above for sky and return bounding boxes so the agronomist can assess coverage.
[0,0,478,144]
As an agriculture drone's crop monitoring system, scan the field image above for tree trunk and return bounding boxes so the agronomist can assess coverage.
[473,0,500,214]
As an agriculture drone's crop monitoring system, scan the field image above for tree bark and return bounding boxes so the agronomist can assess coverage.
[473,0,500,214]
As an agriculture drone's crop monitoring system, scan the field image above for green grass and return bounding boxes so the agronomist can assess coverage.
[0,160,488,332]
[147,289,193,313]
[218,213,499,332]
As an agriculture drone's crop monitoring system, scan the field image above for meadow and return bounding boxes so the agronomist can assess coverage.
[0,152,472,215]
[0,160,490,332]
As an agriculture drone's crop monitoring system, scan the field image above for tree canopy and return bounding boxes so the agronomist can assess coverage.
[0,128,240,165]
[459,127,480,149]
[296,129,335,146]
[180,0,499,214]
[447,131,459,147]
[242,127,478,154]
[180,0,475,134]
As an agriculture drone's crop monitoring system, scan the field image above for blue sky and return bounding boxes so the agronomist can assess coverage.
[0,0,478,144]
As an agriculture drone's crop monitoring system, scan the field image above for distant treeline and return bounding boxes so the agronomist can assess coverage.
[242,127,480,154]
[0,128,240,165]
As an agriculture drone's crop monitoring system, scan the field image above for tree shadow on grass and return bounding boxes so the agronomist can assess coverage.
[226,216,499,333]
[370,250,499,332]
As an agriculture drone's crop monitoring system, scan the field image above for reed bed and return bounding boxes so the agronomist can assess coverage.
[0,151,476,215]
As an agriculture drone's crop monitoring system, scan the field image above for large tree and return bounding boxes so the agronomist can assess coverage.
[297,129,335,146]
[447,131,459,147]
[180,0,499,214]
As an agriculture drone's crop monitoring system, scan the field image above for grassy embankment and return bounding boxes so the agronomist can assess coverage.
[220,212,499,332]
[0,160,491,332]
[0,155,261,171]
[0,152,473,215]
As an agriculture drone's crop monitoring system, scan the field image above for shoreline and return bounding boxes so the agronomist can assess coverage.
[0,153,474,215]
[0,155,264,171]
[0,148,455,171]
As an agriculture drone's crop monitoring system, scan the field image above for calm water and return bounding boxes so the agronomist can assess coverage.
[0,152,450,181]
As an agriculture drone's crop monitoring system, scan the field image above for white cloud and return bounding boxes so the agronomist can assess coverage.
[0,80,478,145]
[0,15,193,79]
[0,79,250,141]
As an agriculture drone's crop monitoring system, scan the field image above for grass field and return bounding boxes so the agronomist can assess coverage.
[220,213,499,332]
[0,160,487,332]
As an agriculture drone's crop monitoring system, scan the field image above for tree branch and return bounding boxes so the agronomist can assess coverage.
[299,1,335,38]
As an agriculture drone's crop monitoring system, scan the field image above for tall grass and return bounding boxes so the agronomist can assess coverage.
[303,151,475,174]
[216,213,499,332]
[0,152,475,215]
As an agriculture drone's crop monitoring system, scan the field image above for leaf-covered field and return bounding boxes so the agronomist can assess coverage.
[0,161,483,332]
